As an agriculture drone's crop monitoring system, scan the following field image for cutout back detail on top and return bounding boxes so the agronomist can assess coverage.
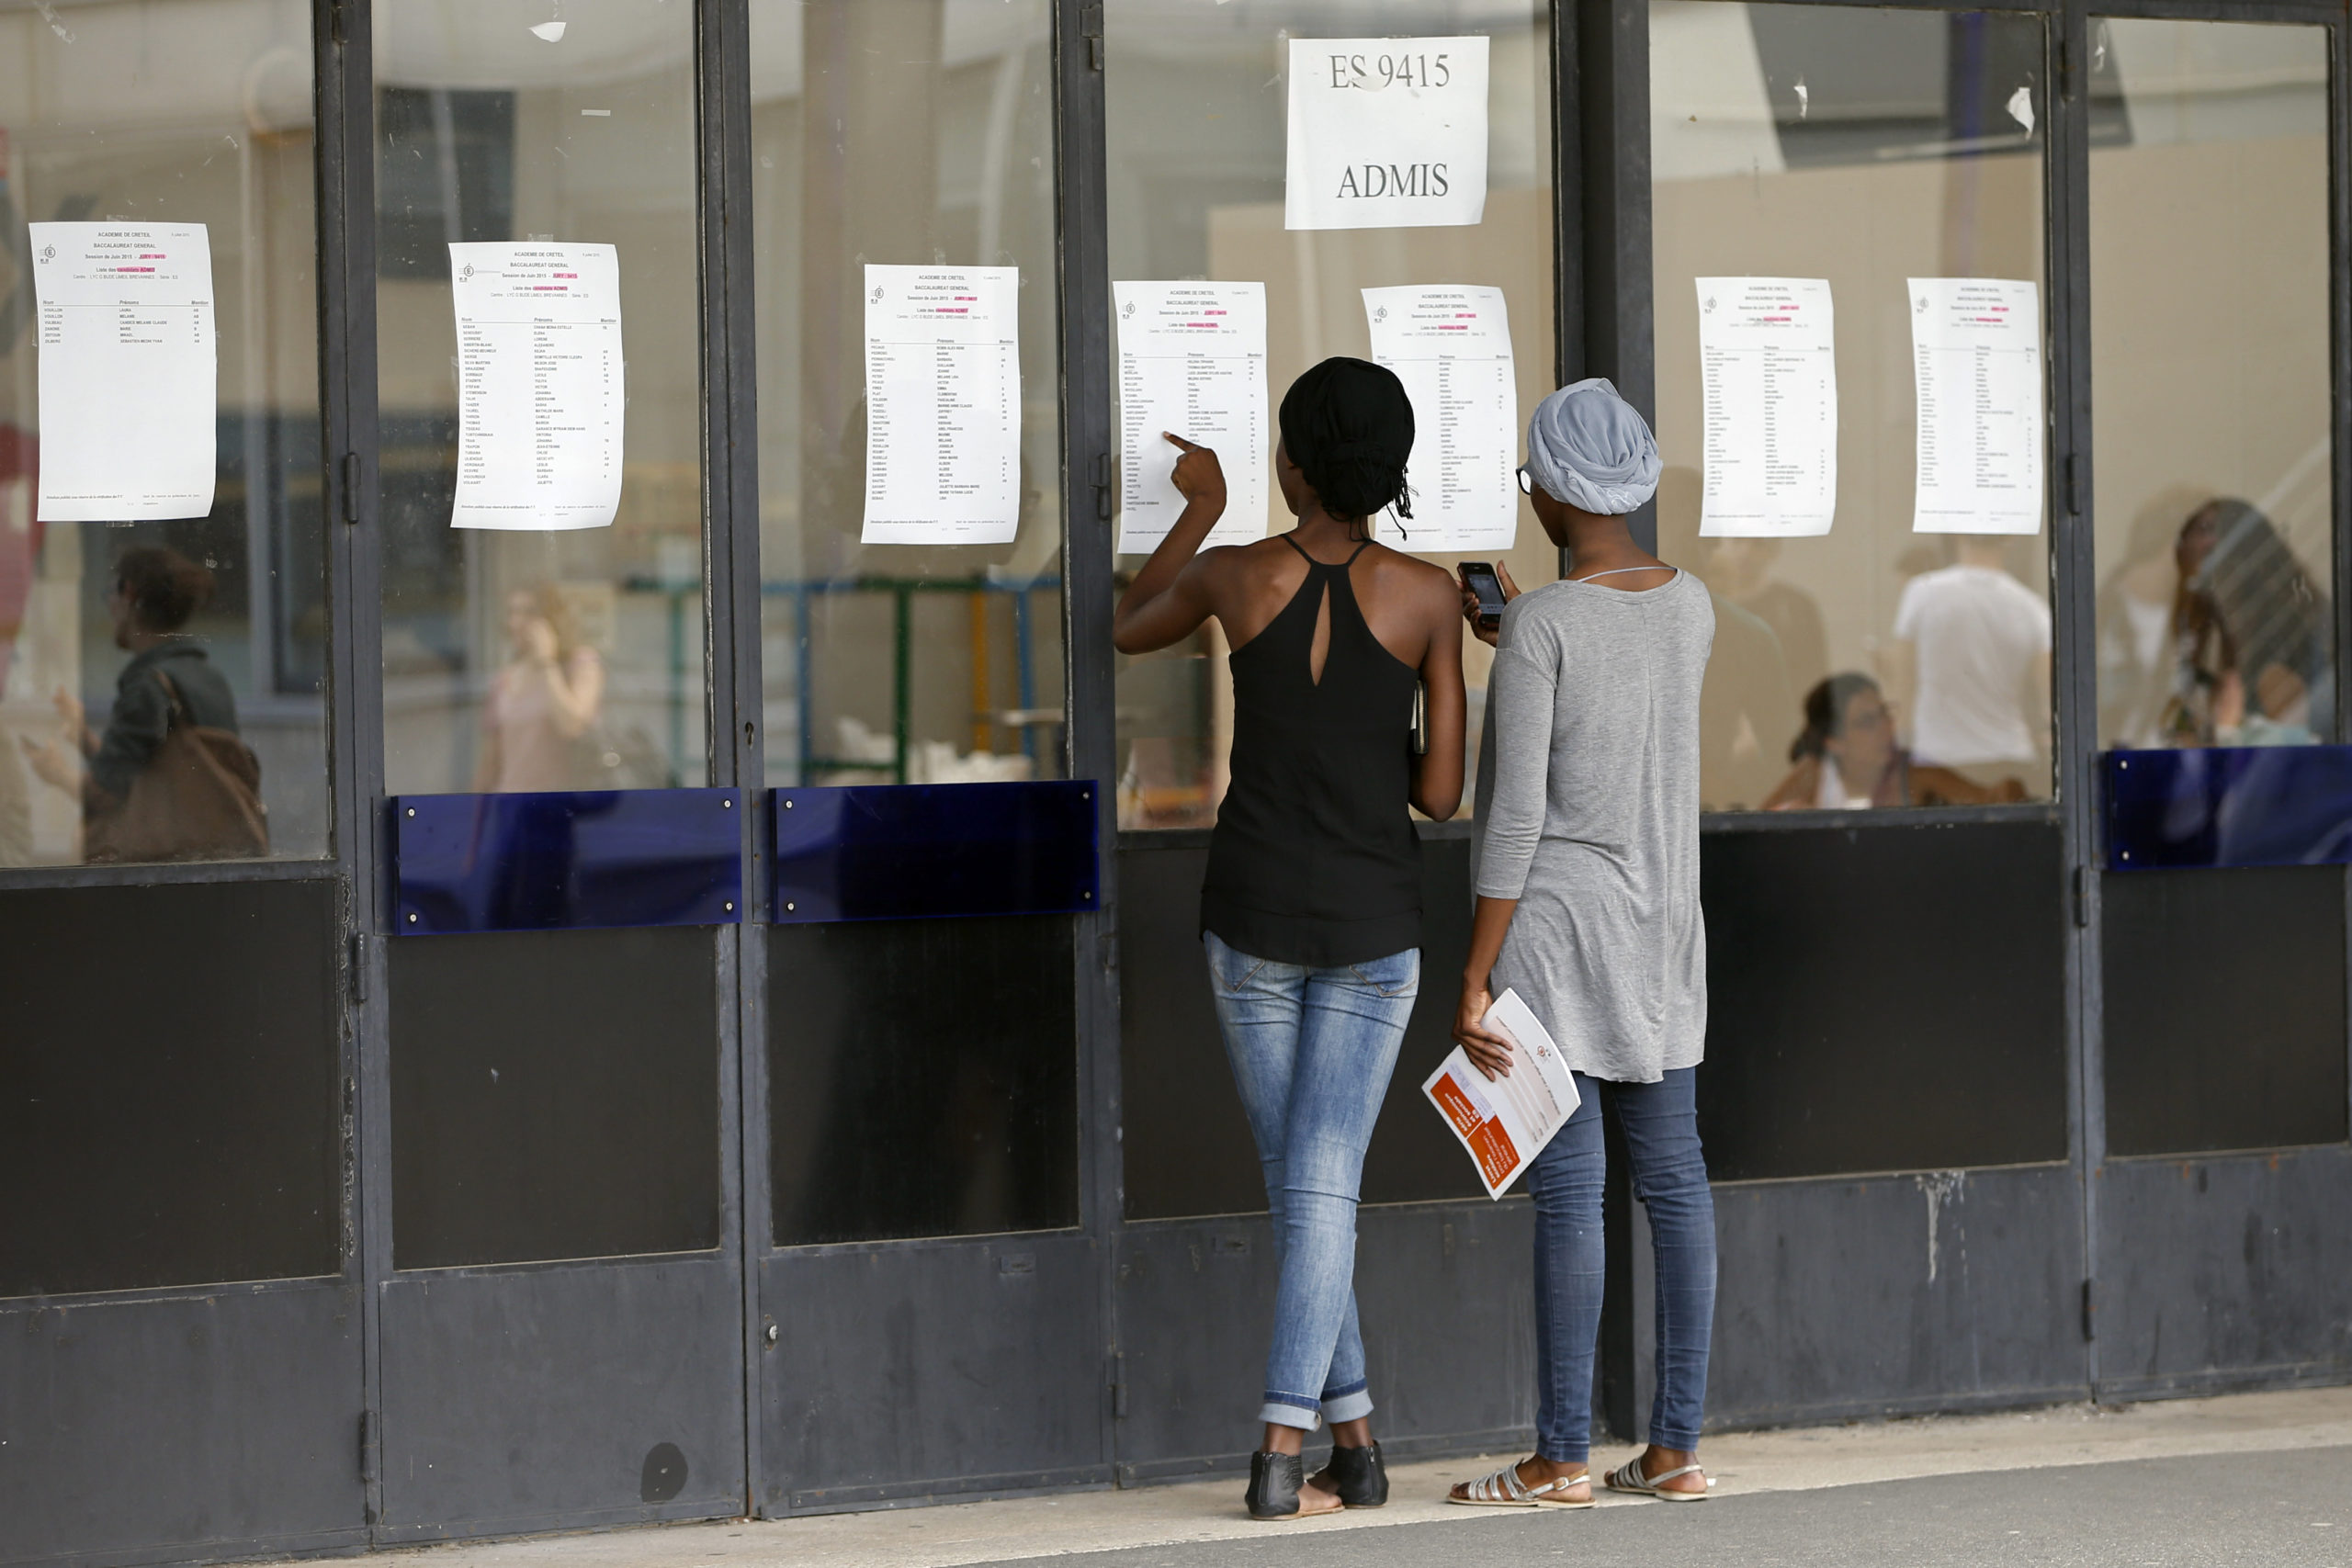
[1199,535,1423,968]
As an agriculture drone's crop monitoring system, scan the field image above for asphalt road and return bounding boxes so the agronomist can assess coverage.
[988,1446,2352,1568]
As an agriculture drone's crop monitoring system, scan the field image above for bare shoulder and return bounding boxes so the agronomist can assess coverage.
[1185,539,1265,585]
[1363,544,1462,606]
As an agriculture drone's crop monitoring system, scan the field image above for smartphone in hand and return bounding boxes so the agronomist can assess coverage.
[1459,561,1507,629]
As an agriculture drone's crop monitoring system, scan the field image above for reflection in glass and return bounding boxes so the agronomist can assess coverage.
[2090,20,2333,751]
[374,5,704,794]
[1651,4,2052,811]
[1104,0,1555,828]
[749,1,1067,793]
[0,0,326,864]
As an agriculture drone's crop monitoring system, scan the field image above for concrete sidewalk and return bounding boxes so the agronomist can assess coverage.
[364,1386,2352,1568]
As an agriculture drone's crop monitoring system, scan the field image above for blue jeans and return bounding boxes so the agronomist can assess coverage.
[1529,1066,1716,1461]
[1204,931,1418,1432]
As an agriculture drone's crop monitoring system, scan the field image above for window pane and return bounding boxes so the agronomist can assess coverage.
[1652,4,2052,813]
[0,0,327,865]
[749,0,1067,791]
[374,6,706,794]
[2090,20,2332,751]
[1104,0,1556,829]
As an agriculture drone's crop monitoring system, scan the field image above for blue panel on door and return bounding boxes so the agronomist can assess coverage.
[771,781,1100,922]
[390,789,744,933]
[2104,747,2352,870]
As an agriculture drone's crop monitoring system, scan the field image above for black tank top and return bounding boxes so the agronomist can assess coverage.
[1200,537,1423,967]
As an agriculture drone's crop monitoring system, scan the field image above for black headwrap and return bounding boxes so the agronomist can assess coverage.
[1277,357,1415,525]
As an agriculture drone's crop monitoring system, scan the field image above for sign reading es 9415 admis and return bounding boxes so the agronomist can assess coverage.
[1285,37,1489,232]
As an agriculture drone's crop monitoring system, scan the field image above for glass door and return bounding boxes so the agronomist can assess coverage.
[2085,16,2351,1392]
[744,0,1099,1511]
[366,0,747,1535]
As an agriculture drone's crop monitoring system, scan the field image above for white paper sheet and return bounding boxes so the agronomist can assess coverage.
[1114,281,1270,555]
[448,242,625,531]
[1363,284,1519,552]
[1422,988,1580,1201]
[31,222,216,523]
[1285,38,1489,231]
[1696,276,1838,538]
[1908,277,2043,536]
[862,265,1023,546]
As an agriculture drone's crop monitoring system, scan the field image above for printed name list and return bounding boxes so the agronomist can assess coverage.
[863,265,1023,546]
[1114,281,1270,554]
[1909,277,2043,536]
[1697,277,1838,538]
[1363,284,1518,551]
[449,242,625,531]
[31,222,217,522]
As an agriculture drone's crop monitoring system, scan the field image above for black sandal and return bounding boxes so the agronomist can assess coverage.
[1309,1440,1389,1507]
[1246,1450,1306,1519]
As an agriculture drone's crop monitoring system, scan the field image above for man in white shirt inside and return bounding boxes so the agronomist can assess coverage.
[1887,539,2052,793]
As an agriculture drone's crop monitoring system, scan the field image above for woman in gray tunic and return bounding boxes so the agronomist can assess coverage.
[1444,380,1720,1508]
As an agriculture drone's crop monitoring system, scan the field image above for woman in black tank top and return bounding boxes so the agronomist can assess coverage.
[1114,359,1465,1519]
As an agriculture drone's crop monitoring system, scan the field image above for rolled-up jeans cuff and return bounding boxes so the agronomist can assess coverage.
[1260,1393,1323,1431]
[1648,1427,1702,1452]
[1319,1383,1374,1425]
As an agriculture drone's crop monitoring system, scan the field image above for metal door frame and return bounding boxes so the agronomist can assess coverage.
[337,0,753,1538]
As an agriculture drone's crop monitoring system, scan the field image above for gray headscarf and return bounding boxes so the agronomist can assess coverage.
[1522,378,1660,515]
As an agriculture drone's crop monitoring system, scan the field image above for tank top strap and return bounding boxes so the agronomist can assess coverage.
[1277,534,1317,566]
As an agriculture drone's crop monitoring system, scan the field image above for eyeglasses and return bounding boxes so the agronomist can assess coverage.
[1515,465,1534,496]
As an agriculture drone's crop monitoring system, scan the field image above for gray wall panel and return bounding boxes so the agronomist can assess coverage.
[2097,1147,2352,1398]
[761,1234,1108,1511]
[1696,1166,2088,1428]
[1112,1201,1537,1482]
[0,1283,362,1568]
[375,1257,744,1539]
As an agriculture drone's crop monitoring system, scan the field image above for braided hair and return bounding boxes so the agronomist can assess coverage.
[1277,357,1415,536]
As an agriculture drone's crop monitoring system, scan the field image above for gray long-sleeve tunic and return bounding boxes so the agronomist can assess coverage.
[1474,570,1714,1083]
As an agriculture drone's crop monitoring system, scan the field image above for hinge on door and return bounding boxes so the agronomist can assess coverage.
[357,1409,375,1482]
[1081,3,1105,72]
[1110,1350,1127,1417]
[2057,34,2075,101]
[340,452,362,525]
[348,932,368,1002]
[1092,452,1114,521]
[330,0,348,46]
[2064,453,2083,517]
[2081,1279,2096,1341]
[2072,865,2093,928]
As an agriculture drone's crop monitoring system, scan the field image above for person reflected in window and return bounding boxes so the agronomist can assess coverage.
[1445,379,1718,1509]
[474,584,607,792]
[1705,536,1827,696]
[1112,358,1465,1521]
[1763,672,2026,810]
[2096,486,2206,749]
[1883,538,2051,791]
[1653,468,1796,810]
[20,546,264,861]
[2163,499,2331,747]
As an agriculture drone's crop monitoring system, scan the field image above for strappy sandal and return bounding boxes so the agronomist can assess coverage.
[1602,1457,1708,1500]
[1447,1461,1595,1507]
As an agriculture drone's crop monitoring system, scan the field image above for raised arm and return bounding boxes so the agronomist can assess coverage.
[1113,434,1230,655]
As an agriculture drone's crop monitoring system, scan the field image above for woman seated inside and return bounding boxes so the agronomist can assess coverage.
[1762,672,2025,809]
[2162,498,2331,747]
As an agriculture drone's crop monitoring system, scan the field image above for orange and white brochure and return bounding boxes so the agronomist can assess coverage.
[1421,988,1579,1200]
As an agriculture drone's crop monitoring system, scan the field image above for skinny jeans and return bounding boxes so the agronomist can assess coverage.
[1204,930,1417,1430]
[1530,1066,1716,1461]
